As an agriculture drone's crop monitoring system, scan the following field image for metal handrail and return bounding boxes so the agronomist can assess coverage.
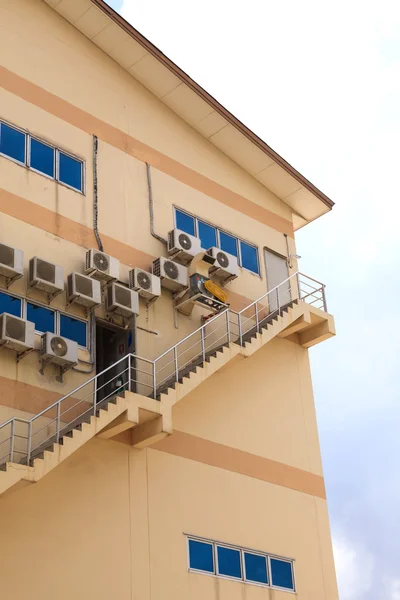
[0,271,327,466]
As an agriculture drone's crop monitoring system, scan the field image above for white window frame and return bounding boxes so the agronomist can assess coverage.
[173,207,261,276]
[0,120,27,167]
[0,289,89,349]
[186,534,295,592]
[0,118,85,194]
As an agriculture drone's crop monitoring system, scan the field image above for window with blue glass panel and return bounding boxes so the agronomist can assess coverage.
[217,546,242,579]
[60,314,87,347]
[0,123,26,164]
[0,292,22,318]
[219,231,238,257]
[174,208,260,274]
[240,241,259,274]
[198,220,217,250]
[244,552,268,584]
[175,209,195,236]
[270,558,294,590]
[27,303,55,333]
[58,152,83,192]
[30,138,55,177]
[188,539,214,573]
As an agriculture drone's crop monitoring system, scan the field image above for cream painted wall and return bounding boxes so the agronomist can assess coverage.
[0,0,293,220]
[173,336,323,474]
[0,439,338,600]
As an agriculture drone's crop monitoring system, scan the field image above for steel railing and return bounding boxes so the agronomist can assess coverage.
[0,271,327,467]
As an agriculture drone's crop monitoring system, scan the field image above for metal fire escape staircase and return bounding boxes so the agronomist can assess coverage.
[0,272,334,497]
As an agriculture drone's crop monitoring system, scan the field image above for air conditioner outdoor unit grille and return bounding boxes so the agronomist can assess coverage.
[0,244,14,268]
[128,269,161,301]
[41,332,78,367]
[85,249,119,281]
[0,313,35,352]
[0,243,24,282]
[75,273,94,297]
[115,285,132,308]
[152,257,188,291]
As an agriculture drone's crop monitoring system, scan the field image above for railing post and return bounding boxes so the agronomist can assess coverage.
[9,420,15,463]
[276,288,280,313]
[226,310,231,344]
[322,286,328,312]
[201,326,206,362]
[153,361,157,400]
[174,347,179,383]
[93,375,98,415]
[296,272,301,301]
[27,421,32,466]
[56,402,61,444]
[239,314,243,346]
[255,302,259,333]
[128,354,131,393]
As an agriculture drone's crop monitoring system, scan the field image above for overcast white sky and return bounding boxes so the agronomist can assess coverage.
[108,1,400,597]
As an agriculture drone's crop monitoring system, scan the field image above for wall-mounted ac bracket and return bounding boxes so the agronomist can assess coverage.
[1,273,23,290]
[16,348,34,364]
[173,293,228,329]
[40,357,75,382]
[26,283,64,305]
[65,298,91,318]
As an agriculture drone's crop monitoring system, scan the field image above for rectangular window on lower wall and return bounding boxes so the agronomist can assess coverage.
[0,290,88,348]
[187,536,295,592]
[174,208,260,275]
[0,120,84,193]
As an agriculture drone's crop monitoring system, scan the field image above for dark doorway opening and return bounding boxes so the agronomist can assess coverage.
[95,321,133,404]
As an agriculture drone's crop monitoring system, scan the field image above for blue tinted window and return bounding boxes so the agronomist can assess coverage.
[30,138,54,177]
[0,123,26,164]
[0,293,22,317]
[270,558,294,590]
[220,231,238,257]
[240,241,259,274]
[198,221,217,250]
[175,210,195,236]
[188,539,214,573]
[27,303,55,333]
[244,552,268,584]
[60,314,87,347]
[217,546,242,579]
[58,152,83,191]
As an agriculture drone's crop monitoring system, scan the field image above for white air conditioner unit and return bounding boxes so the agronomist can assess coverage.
[0,243,24,282]
[208,247,238,280]
[167,229,201,263]
[0,313,35,352]
[105,282,139,318]
[85,249,119,281]
[40,332,78,367]
[67,272,101,309]
[152,257,188,291]
[28,257,64,295]
[129,268,161,301]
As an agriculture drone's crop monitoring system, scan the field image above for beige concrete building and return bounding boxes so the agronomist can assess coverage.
[0,1,338,598]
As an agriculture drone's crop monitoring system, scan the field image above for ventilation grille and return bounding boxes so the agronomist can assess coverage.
[115,285,132,308]
[36,259,56,283]
[137,271,151,290]
[164,260,179,280]
[178,233,192,250]
[217,252,229,269]
[93,252,109,272]
[5,315,25,342]
[153,259,161,278]
[50,336,68,357]
[0,244,14,268]
[75,273,93,297]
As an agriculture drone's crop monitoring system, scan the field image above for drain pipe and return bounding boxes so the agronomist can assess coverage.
[93,135,104,252]
[146,163,167,246]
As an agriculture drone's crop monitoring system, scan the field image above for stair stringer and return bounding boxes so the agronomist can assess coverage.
[0,394,138,497]
[241,302,310,358]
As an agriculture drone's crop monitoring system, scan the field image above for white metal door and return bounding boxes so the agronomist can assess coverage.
[264,249,290,312]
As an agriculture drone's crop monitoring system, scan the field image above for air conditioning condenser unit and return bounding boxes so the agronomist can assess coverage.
[167,229,201,263]
[29,257,64,295]
[67,273,101,309]
[105,282,139,318]
[129,268,161,301]
[152,257,188,291]
[0,313,35,352]
[85,249,119,281]
[207,247,238,280]
[41,332,78,367]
